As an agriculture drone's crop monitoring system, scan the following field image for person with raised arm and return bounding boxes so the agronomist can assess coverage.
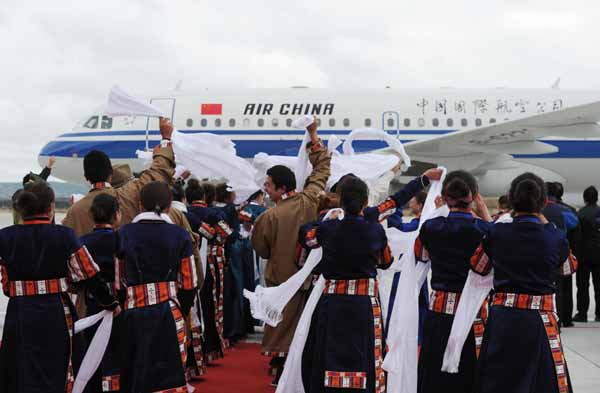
[470,173,575,393]
[415,170,492,393]
[63,117,176,237]
[251,119,331,386]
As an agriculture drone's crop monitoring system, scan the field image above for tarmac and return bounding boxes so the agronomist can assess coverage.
[0,211,598,391]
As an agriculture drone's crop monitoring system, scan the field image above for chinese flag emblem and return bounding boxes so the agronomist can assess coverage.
[201,103,222,115]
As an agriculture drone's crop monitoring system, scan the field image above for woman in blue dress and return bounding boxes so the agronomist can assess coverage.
[470,173,575,393]
[0,181,118,393]
[416,170,492,393]
[299,177,394,392]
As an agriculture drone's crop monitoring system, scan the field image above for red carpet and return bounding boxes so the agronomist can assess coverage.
[191,342,274,393]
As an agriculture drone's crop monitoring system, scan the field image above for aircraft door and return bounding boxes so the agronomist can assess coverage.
[382,111,400,137]
[145,98,176,150]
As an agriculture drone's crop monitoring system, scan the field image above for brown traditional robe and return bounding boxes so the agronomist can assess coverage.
[62,145,175,236]
[251,142,331,354]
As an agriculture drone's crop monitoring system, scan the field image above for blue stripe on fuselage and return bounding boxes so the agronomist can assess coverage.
[39,138,600,159]
[39,128,600,159]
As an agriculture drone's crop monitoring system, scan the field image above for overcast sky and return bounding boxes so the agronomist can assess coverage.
[2,0,600,182]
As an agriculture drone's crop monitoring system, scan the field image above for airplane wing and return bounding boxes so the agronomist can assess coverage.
[404,100,600,162]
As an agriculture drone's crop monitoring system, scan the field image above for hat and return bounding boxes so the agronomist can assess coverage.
[110,164,133,188]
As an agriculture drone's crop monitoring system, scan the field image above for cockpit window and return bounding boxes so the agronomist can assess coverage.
[101,116,113,129]
[83,116,99,129]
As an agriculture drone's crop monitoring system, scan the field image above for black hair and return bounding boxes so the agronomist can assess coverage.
[340,177,369,215]
[331,173,357,195]
[498,194,511,210]
[185,179,204,202]
[215,183,233,203]
[266,165,296,193]
[554,182,564,199]
[22,172,44,186]
[140,181,172,215]
[171,180,186,202]
[83,150,113,183]
[442,170,477,209]
[509,172,546,213]
[545,182,562,199]
[203,183,216,205]
[247,189,264,203]
[583,186,598,205]
[414,191,427,207]
[90,193,119,224]
[17,181,55,217]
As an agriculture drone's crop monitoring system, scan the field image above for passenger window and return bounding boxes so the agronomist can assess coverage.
[432,118,439,127]
[461,118,468,127]
[201,119,207,127]
[243,118,250,127]
[343,118,350,127]
[404,118,411,127]
[258,119,264,127]
[387,118,394,127]
[418,118,425,127]
[215,118,221,127]
[272,118,279,127]
[229,118,236,127]
[364,118,372,127]
[84,116,99,129]
[316,118,322,127]
[329,118,335,127]
[475,118,482,127]
[489,118,496,124]
[286,118,293,127]
[186,118,193,127]
[447,118,453,127]
[101,116,113,129]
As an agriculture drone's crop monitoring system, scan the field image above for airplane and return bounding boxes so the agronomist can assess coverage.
[38,87,600,205]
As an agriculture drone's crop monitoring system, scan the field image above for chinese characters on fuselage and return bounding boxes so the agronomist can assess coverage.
[416,98,564,115]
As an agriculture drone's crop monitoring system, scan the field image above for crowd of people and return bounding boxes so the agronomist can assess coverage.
[0,115,598,393]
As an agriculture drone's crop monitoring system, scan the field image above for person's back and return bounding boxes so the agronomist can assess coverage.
[81,229,119,289]
[574,186,600,322]
[119,221,189,286]
[62,118,176,236]
[118,182,197,393]
[298,177,391,393]
[251,120,331,385]
[315,217,390,280]
[420,212,490,292]
[485,217,567,294]
[1,222,77,282]
[0,182,116,393]
[471,173,575,393]
[578,203,600,261]
[416,170,492,393]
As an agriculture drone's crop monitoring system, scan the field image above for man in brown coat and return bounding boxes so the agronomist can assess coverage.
[251,121,331,385]
[62,117,176,236]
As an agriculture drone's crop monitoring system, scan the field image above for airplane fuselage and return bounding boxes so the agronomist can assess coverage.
[38,88,600,205]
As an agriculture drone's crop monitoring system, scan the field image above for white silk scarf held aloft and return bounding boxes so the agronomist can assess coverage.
[105,85,166,118]
[383,168,448,393]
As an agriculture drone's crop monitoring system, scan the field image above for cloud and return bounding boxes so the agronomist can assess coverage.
[2,0,600,180]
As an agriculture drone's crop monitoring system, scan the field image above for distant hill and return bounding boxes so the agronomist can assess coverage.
[0,182,88,208]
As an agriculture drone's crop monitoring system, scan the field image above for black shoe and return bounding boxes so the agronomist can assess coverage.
[573,313,588,323]
[595,315,600,322]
